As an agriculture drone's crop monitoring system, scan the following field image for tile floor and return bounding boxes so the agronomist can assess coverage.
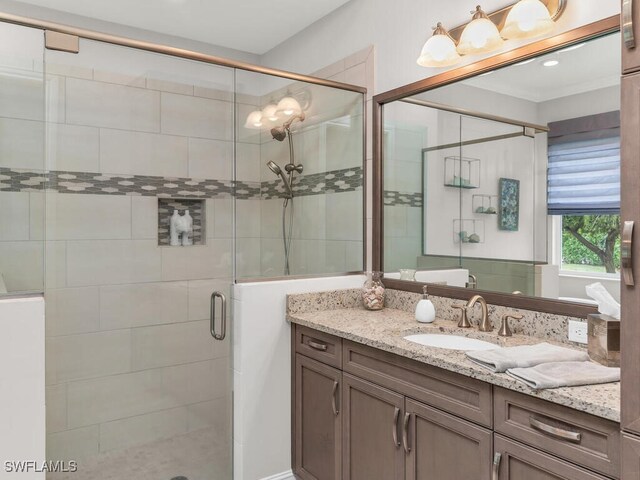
[48,427,231,480]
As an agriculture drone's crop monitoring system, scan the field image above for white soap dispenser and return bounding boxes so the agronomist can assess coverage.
[415,285,436,323]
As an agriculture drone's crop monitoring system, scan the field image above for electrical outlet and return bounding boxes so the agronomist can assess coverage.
[568,320,588,344]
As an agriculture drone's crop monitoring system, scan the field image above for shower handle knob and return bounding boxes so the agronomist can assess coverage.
[285,163,303,174]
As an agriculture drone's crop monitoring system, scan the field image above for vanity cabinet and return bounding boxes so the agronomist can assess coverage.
[292,324,620,480]
[494,435,610,480]
[342,373,405,480]
[294,354,342,480]
[405,398,492,480]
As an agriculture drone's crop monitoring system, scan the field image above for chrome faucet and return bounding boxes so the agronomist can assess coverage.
[466,294,491,332]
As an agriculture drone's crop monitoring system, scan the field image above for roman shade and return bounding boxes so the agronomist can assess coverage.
[547,111,620,215]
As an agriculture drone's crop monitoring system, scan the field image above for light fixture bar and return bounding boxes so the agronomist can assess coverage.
[448,0,566,43]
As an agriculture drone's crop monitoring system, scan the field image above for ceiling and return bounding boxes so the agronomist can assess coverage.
[13,0,351,54]
[463,32,621,103]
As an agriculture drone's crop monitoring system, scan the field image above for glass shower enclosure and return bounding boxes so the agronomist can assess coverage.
[0,18,364,480]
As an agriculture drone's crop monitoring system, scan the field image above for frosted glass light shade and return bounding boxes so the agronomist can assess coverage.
[261,103,279,122]
[276,96,302,117]
[417,23,461,68]
[244,110,263,129]
[501,0,554,39]
[457,6,504,55]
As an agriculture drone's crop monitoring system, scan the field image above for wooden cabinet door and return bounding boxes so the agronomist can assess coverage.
[623,0,640,74]
[342,373,404,480]
[405,398,492,480]
[623,433,640,479]
[494,435,610,480]
[622,72,640,435]
[294,354,342,480]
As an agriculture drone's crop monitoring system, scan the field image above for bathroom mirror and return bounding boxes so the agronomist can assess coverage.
[374,17,620,315]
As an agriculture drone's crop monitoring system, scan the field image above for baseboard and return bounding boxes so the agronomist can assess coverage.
[260,470,294,480]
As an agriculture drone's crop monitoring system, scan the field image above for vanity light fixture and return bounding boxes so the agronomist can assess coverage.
[417,22,461,67]
[501,0,554,40]
[457,6,504,56]
[417,0,566,68]
[261,103,280,123]
[244,110,263,129]
[276,96,302,117]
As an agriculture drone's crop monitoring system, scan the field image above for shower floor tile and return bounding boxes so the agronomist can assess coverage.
[48,427,231,480]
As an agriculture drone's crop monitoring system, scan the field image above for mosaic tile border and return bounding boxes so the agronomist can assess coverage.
[0,166,362,200]
[384,190,422,207]
[262,166,363,199]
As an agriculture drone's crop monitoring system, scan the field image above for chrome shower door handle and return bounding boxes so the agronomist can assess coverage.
[622,221,635,286]
[210,291,227,340]
[624,0,636,50]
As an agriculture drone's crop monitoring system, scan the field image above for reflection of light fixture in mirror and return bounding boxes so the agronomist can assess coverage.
[457,6,504,55]
[276,96,302,117]
[501,0,554,40]
[261,103,279,123]
[417,22,461,67]
[244,110,263,129]
[515,58,536,66]
[558,42,585,53]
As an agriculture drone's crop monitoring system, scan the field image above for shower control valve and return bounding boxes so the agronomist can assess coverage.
[285,163,304,174]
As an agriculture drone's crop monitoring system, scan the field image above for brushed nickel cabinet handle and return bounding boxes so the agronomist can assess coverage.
[307,339,328,351]
[392,407,401,447]
[624,0,636,50]
[529,416,582,443]
[622,221,635,286]
[402,412,411,453]
[492,453,502,480]
[331,381,339,416]
[210,291,227,340]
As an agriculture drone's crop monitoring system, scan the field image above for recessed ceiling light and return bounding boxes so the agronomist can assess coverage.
[542,59,559,67]
[558,42,586,53]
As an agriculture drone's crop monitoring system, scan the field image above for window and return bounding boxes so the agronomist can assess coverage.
[547,111,620,275]
[561,214,620,274]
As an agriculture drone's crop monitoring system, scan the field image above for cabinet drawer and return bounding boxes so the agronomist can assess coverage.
[495,434,610,480]
[295,325,342,368]
[622,434,640,480]
[343,340,492,427]
[494,388,620,478]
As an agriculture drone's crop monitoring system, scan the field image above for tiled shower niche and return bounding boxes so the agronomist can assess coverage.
[157,198,205,246]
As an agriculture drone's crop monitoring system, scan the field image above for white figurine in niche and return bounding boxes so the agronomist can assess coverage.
[169,209,193,246]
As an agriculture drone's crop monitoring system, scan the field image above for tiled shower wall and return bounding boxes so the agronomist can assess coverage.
[40,50,239,462]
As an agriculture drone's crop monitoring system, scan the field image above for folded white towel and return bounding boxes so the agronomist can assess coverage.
[507,361,620,390]
[465,342,589,373]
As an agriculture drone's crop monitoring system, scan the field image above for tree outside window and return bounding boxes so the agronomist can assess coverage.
[561,214,620,274]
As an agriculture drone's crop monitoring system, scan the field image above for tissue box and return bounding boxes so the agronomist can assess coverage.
[587,314,620,367]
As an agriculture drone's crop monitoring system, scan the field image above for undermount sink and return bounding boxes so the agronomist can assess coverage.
[403,333,497,351]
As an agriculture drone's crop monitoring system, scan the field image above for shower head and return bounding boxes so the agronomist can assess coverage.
[271,126,287,142]
[266,161,293,199]
[270,112,306,142]
[267,161,282,175]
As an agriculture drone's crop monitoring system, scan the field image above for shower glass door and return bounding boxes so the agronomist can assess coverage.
[44,37,234,479]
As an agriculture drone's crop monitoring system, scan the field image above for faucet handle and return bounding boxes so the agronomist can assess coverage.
[498,312,523,337]
[451,304,472,328]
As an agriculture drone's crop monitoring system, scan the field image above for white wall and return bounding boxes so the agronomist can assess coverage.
[232,275,364,480]
[0,296,45,480]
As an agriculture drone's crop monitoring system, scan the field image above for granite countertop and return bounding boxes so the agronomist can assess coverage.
[287,306,620,422]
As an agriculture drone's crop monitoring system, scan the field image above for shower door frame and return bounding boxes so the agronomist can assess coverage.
[0,11,369,282]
